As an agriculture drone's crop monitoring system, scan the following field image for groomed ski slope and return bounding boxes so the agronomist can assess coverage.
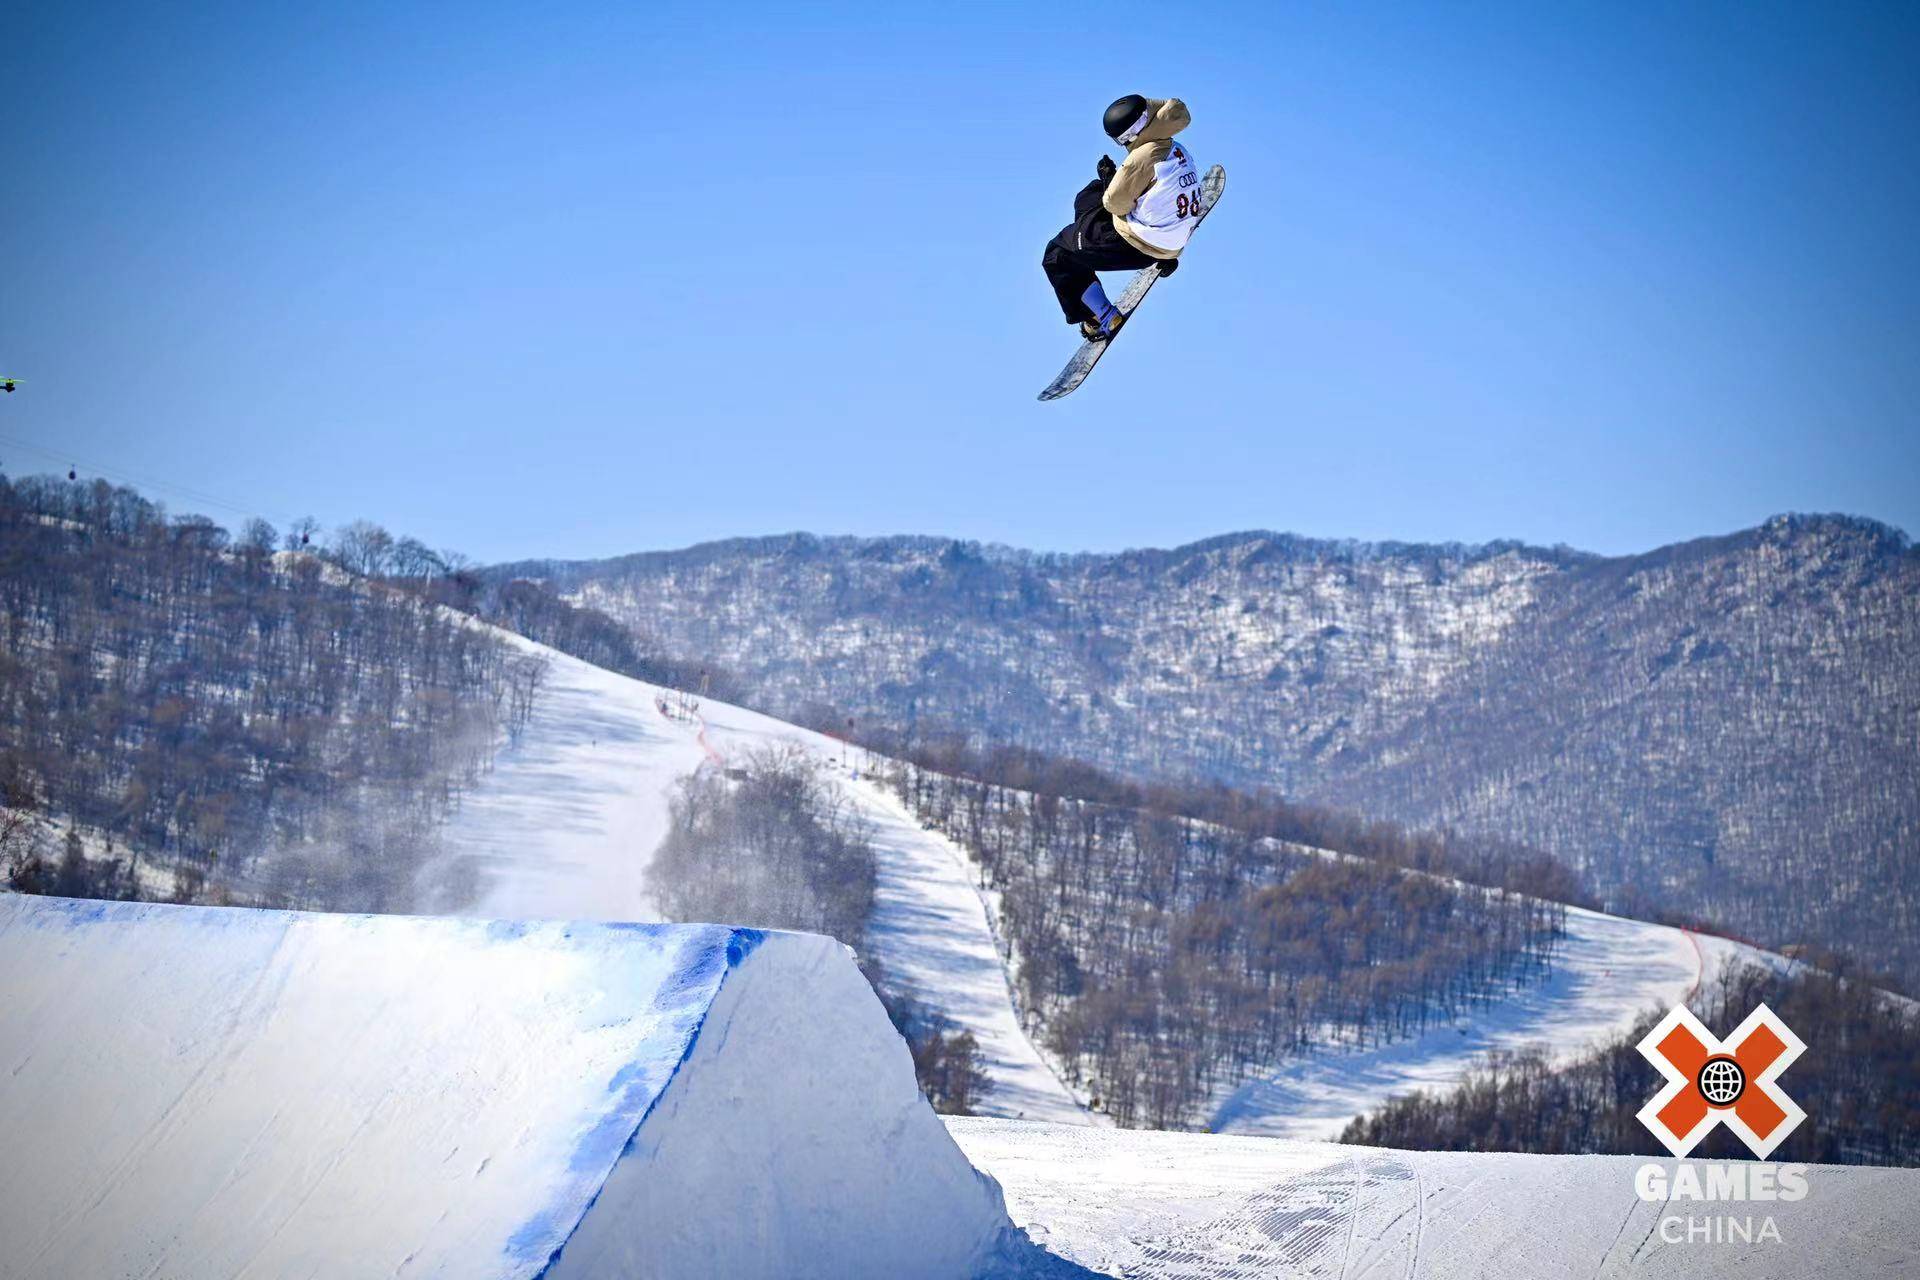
[428,638,707,923]
[687,692,1096,1126]
[427,632,1088,1125]
[430,630,1782,1138]
[0,894,1027,1280]
[949,1118,1920,1278]
[1211,909,1759,1140]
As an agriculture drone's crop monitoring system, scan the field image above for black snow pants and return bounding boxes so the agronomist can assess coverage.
[1043,178,1158,324]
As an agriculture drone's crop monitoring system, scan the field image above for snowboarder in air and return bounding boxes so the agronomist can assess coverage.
[1042,95,1197,340]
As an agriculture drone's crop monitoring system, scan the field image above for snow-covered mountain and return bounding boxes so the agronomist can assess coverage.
[491,515,1920,988]
[0,475,1845,1145]
[420,629,1768,1139]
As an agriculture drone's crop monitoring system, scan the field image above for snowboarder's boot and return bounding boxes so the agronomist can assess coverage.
[1078,281,1125,340]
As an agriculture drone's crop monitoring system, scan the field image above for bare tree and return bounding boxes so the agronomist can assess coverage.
[330,519,396,577]
[392,537,444,581]
[505,654,550,743]
[0,766,43,888]
[240,517,278,556]
[0,474,523,917]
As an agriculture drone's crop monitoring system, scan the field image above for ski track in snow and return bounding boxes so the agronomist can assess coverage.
[431,638,705,925]
[693,698,1091,1125]
[1210,908,1760,1141]
[851,778,1096,1124]
[951,1118,1920,1279]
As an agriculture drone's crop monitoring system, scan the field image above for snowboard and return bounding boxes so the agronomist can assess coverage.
[1038,163,1226,402]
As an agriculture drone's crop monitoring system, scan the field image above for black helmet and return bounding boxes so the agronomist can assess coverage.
[1103,94,1149,141]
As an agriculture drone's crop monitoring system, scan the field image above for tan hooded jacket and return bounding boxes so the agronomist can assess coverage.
[1101,97,1192,260]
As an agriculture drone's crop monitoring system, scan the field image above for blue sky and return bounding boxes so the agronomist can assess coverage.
[2,1,1915,561]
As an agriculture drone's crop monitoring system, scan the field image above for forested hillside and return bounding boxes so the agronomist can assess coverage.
[872,749,1566,1129]
[646,745,992,1113]
[1342,958,1920,1167]
[0,475,541,910]
[495,517,1920,987]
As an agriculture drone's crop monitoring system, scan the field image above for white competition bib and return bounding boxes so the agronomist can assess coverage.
[1123,141,1202,253]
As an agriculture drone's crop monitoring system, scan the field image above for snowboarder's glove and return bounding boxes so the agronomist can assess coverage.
[1097,154,1117,184]
[1157,256,1180,278]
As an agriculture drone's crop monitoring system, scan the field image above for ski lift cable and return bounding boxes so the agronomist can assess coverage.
[0,430,316,534]
[0,431,267,518]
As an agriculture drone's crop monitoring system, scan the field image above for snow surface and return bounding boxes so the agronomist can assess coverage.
[950,1117,1920,1278]
[0,893,1023,1279]
[546,914,1021,1279]
[7,890,1907,1280]
[1212,906,1759,1140]
[427,627,1087,1126]
[431,628,1801,1140]
[692,697,1092,1125]
[429,638,705,923]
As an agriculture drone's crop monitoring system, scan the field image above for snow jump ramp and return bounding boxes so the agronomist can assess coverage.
[0,894,1036,1279]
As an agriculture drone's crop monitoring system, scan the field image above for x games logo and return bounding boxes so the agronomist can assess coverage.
[1637,1004,1805,1158]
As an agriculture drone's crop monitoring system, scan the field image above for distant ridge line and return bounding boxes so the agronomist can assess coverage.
[484,512,1911,583]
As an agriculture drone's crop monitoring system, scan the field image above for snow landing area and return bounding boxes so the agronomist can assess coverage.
[951,1117,1919,1279]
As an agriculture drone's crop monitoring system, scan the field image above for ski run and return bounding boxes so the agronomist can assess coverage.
[427,628,1783,1137]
